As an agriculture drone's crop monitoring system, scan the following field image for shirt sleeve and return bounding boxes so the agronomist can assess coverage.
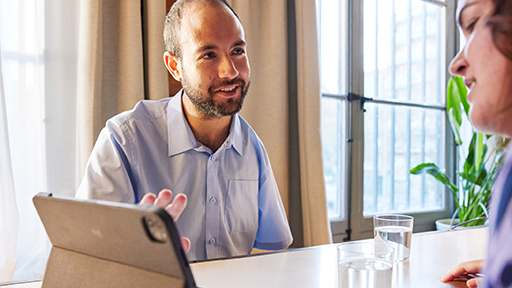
[75,120,138,203]
[253,152,293,250]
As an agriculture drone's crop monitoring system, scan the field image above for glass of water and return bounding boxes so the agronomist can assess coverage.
[337,242,394,288]
[373,214,414,262]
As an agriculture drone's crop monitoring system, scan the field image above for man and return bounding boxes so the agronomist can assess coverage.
[76,0,293,261]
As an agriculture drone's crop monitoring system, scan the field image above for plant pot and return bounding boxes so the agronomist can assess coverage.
[435,218,460,231]
[435,218,487,231]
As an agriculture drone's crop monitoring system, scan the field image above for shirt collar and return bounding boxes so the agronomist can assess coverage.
[229,113,243,156]
[167,90,244,157]
[167,90,199,157]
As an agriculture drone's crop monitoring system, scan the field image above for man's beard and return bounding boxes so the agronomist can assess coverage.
[182,75,250,118]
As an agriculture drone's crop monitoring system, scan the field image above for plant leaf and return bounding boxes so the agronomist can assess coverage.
[463,133,477,181]
[479,202,489,218]
[447,77,463,131]
[475,169,488,186]
[448,108,463,145]
[453,75,470,118]
[410,163,458,193]
[475,132,484,171]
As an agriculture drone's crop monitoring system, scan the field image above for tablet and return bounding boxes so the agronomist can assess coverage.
[33,192,197,288]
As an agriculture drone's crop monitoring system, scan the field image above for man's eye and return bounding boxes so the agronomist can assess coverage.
[233,48,245,55]
[203,52,216,59]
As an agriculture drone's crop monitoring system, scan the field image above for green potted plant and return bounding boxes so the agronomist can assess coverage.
[410,76,507,229]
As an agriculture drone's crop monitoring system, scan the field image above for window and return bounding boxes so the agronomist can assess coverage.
[318,0,457,240]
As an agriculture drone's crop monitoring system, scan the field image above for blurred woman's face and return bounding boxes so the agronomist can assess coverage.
[449,0,512,137]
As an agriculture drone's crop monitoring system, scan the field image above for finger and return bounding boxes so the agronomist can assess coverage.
[440,260,483,282]
[441,266,472,282]
[440,267,467,282]
[140,193,157,205]
[467,278,482,288]
[166,193,187,221]
[440,265,473,282]
[180,237,191,253]
[154,189,173,208]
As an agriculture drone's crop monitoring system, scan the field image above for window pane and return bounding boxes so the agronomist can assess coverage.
[317,0,348,219]
[363,103,446,214]
[364,0,445,106]
[321,97,346,219]
[363,0,447,215]
[318,0,347,95]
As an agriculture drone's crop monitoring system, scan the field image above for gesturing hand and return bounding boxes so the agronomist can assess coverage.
[140,189,191,253]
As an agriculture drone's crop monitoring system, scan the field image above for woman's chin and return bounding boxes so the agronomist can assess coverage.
[470,112,506,136]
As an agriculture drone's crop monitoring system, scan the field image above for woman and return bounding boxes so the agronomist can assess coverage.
[440,0,512,287]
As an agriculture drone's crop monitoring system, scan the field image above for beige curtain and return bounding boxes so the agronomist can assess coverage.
[231,0,331,247]
[294,0,332,246]
[76,0,330,247]
[76,0,169,178]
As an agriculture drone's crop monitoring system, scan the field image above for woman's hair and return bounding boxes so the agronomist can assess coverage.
[487,0,512,61]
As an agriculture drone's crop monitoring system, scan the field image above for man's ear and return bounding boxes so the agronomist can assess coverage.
[163,51,182,82]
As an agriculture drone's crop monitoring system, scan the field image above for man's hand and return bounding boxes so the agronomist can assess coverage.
[140,189,190,253]
[439,259,485,288]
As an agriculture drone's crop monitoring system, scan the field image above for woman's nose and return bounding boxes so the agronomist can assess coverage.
[449,48,468,77]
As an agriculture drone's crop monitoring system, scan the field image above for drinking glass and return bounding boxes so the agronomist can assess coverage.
[337,242,394,288]
[373,214,414,262]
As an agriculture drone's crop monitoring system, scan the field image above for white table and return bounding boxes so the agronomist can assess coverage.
[2,227,488,288]
[192,227,488,287]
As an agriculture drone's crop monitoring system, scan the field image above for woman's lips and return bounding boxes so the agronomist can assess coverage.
[465,79,475,90]
[464,79,475,103]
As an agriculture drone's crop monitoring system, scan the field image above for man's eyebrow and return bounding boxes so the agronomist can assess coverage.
[197,44,218,53]
[196,41,246,53]
[458,2,476,28]
[232,40,246,48]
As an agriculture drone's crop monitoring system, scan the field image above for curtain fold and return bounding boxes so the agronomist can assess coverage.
[76,0,168,179]
[294,0,331,247]
[0,49,19,283]
[230,0,331,247]
[142,0,170,100]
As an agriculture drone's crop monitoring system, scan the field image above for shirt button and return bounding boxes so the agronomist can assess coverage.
[209,197,217,204]
[209,238,216,245]
[211,155,217,161]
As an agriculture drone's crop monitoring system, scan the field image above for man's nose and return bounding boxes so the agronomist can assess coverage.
[218,56,239,79]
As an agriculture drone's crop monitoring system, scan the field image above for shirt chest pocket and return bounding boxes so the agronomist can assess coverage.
[225,180,258,233]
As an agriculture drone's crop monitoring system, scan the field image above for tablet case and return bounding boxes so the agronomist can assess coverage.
[33,192,197,288]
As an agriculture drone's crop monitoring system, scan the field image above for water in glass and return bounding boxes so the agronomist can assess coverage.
[338,257,392,288]
[374,225,412,262]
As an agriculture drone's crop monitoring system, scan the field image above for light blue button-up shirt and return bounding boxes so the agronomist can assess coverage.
[76,91,293,261]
